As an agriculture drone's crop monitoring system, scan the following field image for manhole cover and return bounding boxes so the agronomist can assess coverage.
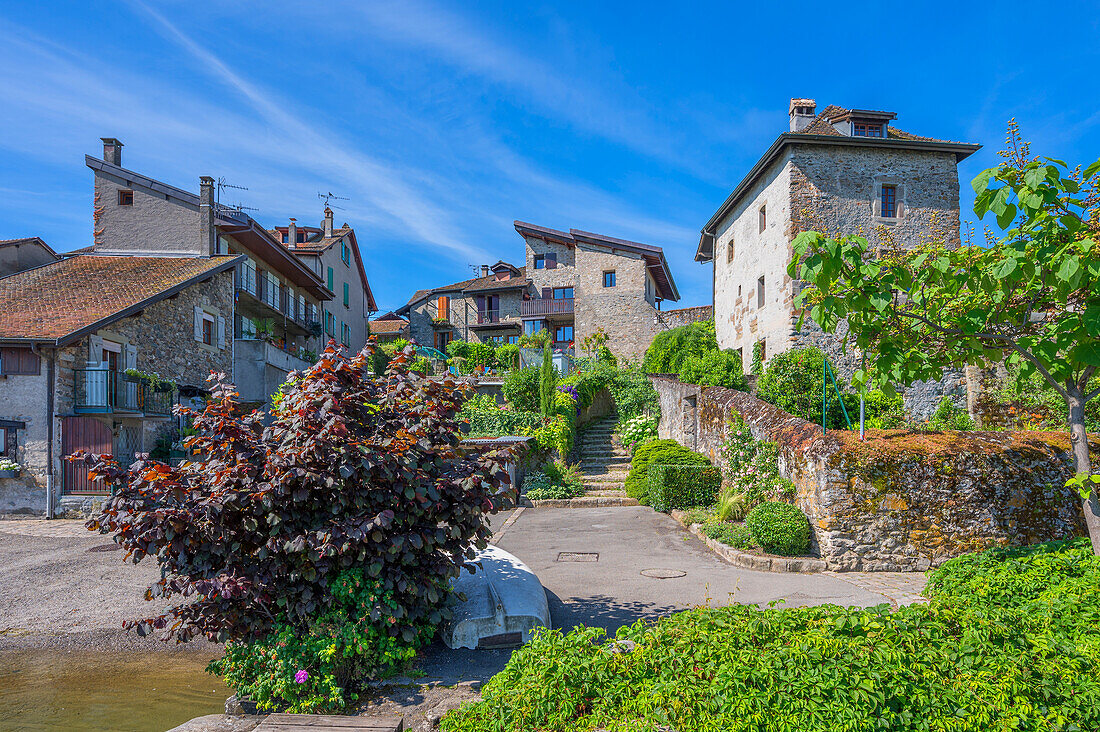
[86,543,120,553]
[557,552,599,562]
[641,568,686,579]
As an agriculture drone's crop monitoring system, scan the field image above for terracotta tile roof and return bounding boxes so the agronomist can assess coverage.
[794,104,957,144]
[369,317,408,334]
[400,265,529,310]
[0,255,240,343]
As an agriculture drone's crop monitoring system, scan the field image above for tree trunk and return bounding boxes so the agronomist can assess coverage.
[1067,388,1100,554]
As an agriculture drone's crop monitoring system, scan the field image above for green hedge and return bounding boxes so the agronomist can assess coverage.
[641,320,717,374]
[648,464,721,512]
[677,349,748,390]
[440,538,1100,732]
[625,440,710,504]
[463,407,542,437]
[745,501,810,556]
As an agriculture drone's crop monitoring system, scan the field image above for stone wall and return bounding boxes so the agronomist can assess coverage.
[406,288,525,347]
[574,244,660,361]
[650,375,1093,571]
[656,305,713,330]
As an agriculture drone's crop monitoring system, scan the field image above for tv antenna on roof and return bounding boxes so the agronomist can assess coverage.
[318,191,349,210]
[216,177,249,207]
[228,202,259,214]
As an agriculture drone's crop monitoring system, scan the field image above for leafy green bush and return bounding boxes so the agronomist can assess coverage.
[496,344,519,371]
[460,394,542,437]
[701,521,752,550]
[677,349,748,390]
[749,340,764,376]
[641,320,717,374]
[756,346,848,427]
[502,367,540,413]
[745,501,810,556]
[617,413,657,452]
[445,340,469,359]
[209,570,431,713]
[862,389,906,429]
[441,538,1100,732]
[925,396,975,430]
[625,439,710,504]
[719,417,796,507]
[605,364,659,421]
[648,464,721,512]
[524,461,584,500]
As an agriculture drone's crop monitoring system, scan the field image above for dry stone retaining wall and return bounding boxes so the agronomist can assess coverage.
[651,375,1092,571]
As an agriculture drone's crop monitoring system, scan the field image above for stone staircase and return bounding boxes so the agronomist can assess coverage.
[576,417,637,505]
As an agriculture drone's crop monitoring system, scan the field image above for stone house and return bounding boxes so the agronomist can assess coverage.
[0,254,240,515]
[0,237,59,277]
[694,100,981,418]
[398,262,531,351]
[86,138,334,403]
[368,312,410,343]
[514,222,680,360]
[268,210,377,352]
[399,224,680,360]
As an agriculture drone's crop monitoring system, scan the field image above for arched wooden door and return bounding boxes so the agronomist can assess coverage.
[62,416,113,494]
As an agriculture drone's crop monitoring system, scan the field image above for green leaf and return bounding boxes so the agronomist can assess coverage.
[1083,305,1100,337]
[991,258,1017,279]
[1069,341,1100,366]
[996,203,1017,230]
[1084,160,1100,179]
[971,169,994,195]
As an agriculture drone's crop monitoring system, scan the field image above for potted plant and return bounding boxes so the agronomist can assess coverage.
[0,458,20,478]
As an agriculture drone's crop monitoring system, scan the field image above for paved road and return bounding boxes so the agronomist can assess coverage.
[494,505,890,633]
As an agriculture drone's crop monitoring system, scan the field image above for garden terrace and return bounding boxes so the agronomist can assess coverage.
[650,374,1098,571]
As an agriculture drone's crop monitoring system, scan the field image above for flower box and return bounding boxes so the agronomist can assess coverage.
[0,469,19,479]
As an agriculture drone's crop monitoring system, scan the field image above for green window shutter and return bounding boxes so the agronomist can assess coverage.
[343,282,349,306]
[327,266,333,291]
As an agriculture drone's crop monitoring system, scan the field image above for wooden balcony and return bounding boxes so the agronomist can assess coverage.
[521,298,574,317]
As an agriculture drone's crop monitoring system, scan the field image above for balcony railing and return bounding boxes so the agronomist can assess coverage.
[75,370,142,413]
[521,298,574,317]
[75,370,175,416]
[478,310,501,324]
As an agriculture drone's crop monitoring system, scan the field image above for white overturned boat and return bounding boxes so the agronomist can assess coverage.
[442,544,551,649]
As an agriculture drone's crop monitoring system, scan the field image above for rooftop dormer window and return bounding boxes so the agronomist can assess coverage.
[853,122,885,137]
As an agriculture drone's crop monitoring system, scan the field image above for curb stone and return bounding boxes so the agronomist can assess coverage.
[520,496,639,508]
[671,510,826,573]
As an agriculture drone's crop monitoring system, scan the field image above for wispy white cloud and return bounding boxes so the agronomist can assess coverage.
[126,0,490,262]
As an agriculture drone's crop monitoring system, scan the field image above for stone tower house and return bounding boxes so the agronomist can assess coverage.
[695,99,981,419]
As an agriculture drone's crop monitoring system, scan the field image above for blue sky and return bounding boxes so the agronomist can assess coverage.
[1,2,1097,312]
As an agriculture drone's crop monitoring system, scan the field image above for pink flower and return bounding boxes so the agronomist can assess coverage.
[295,669,309,684]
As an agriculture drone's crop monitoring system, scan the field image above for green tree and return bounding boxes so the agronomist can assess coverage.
[539,342,556,418]
[789,128,1100,552]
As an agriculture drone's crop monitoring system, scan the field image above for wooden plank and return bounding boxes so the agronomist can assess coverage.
[255,713,402,731]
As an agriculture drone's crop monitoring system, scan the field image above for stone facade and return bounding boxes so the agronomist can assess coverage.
[651,375,1094,571]
[702,102,978,421]
[406,284,528,350]
[0,270,234,515]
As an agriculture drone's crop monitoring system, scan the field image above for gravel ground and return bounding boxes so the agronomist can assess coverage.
[0,519,213,653]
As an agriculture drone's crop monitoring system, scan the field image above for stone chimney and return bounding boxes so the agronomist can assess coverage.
[101,137,123,166]
[481,264,490,277]
[323,206,334,238]
[199,176,216,256]
[789,98,817,132]
[288,218,298,249]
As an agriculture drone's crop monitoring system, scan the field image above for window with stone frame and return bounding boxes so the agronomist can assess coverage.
[118,189,134,206]
[1,427,15,459]
[881,185,898,218]
[759,205,767,233]
[727,236,735,263]
[603,270,616,287]
[757,276,766,308]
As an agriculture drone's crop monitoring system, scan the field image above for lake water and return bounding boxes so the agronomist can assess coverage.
[0,649,230,732]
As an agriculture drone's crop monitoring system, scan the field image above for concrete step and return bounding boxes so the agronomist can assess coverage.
[584,489,629,497]
[580,466,628,475]
[581,454,630,462]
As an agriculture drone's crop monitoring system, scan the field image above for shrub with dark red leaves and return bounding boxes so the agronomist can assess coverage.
[76,340,517,646]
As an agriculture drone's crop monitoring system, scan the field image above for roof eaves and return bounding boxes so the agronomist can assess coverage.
[696,133,982,261]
